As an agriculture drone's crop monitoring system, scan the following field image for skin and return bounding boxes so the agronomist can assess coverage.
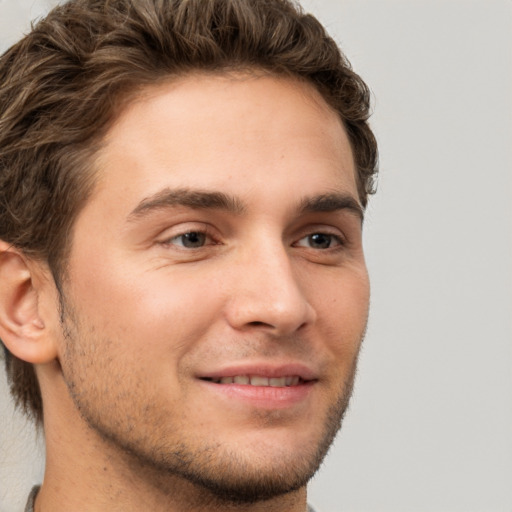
[3,73,369,512]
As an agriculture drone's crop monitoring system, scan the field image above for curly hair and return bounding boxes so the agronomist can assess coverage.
[0,0,378,423]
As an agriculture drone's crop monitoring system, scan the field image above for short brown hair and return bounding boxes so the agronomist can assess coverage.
[0,0,378,423]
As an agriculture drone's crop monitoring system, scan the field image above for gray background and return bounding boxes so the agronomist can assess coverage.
[1,1,511,511]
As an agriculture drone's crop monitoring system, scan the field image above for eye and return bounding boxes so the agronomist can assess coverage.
[295,233,342,250]
[168,231,209,248]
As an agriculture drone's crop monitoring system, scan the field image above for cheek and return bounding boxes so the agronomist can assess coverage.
[314,266,369,354]
[66,255,228,360]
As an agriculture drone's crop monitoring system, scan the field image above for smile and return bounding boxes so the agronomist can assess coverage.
[199,368,316,408]
[202,375,304,387]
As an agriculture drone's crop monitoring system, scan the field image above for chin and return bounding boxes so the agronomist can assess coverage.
[96,397,345,505]
[138,436,330,504]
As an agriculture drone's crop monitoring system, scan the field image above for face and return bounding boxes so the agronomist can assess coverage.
[57,73,369,502]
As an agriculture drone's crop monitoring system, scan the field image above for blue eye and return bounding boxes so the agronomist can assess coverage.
[170,231,207,248]
[296,233,341,249]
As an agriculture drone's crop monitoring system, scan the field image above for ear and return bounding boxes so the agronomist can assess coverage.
[0,241,58,364]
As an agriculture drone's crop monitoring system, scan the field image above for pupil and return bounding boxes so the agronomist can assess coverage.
[182,232,205,248]
[310,233,331,249]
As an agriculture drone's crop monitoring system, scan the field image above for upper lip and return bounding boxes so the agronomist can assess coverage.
[197,362,317,381]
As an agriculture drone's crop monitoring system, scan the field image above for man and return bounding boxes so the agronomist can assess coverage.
[0,0,377,510]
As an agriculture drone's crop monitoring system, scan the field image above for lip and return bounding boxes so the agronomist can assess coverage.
[197,362,317,381]
[197,362,317,409]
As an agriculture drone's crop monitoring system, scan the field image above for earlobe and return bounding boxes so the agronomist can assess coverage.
[0,241,58,364]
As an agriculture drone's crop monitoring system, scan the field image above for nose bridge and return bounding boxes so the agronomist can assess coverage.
[225,231,316,334]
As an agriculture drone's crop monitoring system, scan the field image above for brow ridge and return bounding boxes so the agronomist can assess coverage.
[128,188,363,223]
[299,193,364,222]
[128,188,246,220]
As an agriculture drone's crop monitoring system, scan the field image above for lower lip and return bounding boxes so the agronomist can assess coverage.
[199,380,315,409]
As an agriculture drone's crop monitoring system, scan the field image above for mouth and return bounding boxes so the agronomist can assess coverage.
[201,375,308,387]
[197,364,317,409]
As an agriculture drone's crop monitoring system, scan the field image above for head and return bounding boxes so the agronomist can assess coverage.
[0,0,377,504]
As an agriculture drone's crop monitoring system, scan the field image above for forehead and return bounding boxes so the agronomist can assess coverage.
[91,72,358,213]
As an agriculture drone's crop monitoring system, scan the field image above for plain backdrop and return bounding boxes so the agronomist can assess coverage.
[0,1,511,511]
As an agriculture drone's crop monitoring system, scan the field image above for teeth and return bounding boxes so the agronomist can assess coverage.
[209,375,302,387]
[269,377,286,387]
[250,376,269,386]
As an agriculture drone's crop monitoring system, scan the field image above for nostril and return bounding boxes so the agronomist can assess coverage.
[248,321,271,328]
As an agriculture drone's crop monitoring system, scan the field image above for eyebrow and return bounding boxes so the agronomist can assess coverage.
[127,188,246,221]
[127,188,363,223]
[299,193,364,222]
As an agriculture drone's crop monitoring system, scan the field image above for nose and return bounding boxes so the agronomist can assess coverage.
[224,243,317,336]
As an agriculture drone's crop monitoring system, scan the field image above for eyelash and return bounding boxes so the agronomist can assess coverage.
[158,228,345,251]
[158,226,219,250]
[294,232,344,250]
